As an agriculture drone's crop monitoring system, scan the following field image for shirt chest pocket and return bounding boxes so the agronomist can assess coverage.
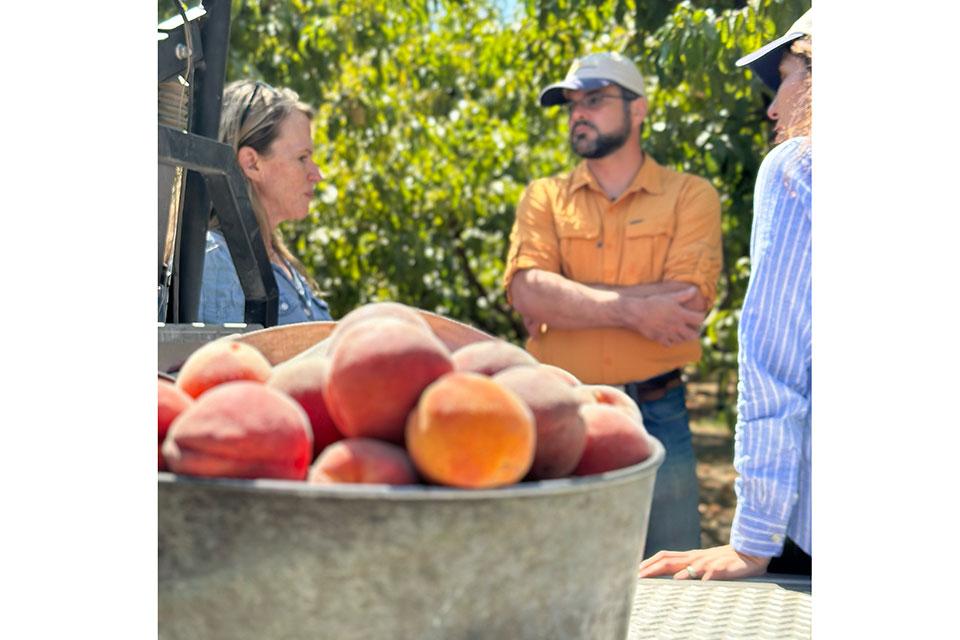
[621,216,674,284]
[555,212,601,281]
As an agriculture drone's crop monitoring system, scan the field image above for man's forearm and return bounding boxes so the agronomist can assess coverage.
[509,268,707,345]
[509,269,626,331]
[596,281,708,312]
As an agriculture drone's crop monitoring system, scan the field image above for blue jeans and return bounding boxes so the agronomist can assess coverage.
[625,383,701,558]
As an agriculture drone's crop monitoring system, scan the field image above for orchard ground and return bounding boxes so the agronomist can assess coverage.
[686,379,737,549]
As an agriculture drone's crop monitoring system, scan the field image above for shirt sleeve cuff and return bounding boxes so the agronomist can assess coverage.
[729,503,789,558]
[663,271,716,306]
[665,251,721,305]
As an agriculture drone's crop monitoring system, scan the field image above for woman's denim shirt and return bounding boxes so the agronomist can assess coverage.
[197,230,332,325]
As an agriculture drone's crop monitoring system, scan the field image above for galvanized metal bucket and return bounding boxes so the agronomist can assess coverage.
[158,438,664,640]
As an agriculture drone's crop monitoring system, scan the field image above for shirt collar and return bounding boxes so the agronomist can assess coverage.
[567,152,665,198]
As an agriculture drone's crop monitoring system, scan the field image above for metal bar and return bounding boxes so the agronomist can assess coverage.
[191,0,230,141]
[173,168,210,323]
[174,0,228,325]
[158,125,237,176]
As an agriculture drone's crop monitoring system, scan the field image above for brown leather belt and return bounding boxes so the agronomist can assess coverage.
[625,369,683,404]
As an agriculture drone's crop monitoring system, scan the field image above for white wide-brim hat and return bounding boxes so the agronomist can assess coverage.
[735,9,812,90]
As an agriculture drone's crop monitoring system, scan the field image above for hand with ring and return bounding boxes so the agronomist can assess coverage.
[637,545,771,581]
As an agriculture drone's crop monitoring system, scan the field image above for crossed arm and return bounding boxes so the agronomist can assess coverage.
[509,268,708,346]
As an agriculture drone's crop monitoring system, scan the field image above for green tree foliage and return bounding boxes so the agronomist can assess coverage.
[160,0,810,404]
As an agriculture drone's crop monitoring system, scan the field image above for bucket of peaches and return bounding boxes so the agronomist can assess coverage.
[157,302,665,640]
[158,302,659,488]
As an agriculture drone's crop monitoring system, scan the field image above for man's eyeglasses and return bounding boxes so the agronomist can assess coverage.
[564,92,629,114]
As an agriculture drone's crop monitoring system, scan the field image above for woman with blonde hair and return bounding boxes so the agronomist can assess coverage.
[198,79,332,324]
[639,9,813,581]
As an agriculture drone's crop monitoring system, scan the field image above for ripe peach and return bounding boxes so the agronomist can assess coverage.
[327,301,432,354]
[539,363,582,387]
[175,340,272,398]
[293,336,334,360]
[158,379,193,471]
[577,384,643,424]
[573,404,652,476]
[451,340,538,376]
[308,438,418,485]
[406,372,535,489]
[162,381,313,480]
[492,365,586,479]
[326,317,454,443]
[267,356,342,459]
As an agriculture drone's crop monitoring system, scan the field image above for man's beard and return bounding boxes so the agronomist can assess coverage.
[569,116,631,159]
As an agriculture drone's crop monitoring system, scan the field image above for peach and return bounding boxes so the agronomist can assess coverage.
[175,340,272,398]
[293,336,334,360]
[406,372,535,489]
[492,365,587,479]
[325,317,454,443]
[451,339,538,376]
[158,379,193,471]
[539,363,582,387]
[267,356,342,459]
[327,301,432,354]
[572,404,653,476]
[308,438,418,485]
[162,381,313,480]
[577,384,643,424]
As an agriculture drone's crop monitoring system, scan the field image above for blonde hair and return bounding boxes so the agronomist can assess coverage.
[215,79,320,293]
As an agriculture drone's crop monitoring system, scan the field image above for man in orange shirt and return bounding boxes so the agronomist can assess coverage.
[503,52,722,557]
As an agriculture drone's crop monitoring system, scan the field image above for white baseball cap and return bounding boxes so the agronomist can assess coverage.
[539,52,645,107]
[736,9,812,90]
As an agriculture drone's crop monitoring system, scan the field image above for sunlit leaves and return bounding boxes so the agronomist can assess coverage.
[215,0,809,384]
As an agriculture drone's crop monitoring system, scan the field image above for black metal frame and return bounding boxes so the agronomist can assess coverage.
[158,126,279,326]
[157,12,203,84]
[157,0,278,327]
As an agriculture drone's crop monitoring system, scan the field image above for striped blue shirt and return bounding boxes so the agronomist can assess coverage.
[730,137,812,558]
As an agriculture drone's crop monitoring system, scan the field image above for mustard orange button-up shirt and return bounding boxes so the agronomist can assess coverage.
[503,154,722,384]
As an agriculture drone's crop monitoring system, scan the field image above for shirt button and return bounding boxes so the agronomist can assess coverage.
[280,302,289,311]
[771,534,783,543]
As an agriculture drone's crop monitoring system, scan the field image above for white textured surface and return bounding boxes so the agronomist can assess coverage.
[628,579,811,640]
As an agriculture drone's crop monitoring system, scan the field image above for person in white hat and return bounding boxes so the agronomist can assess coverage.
[639,8,813,581]
[503,51,723,557]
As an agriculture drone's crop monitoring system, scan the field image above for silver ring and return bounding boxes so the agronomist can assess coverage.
[685,565,699,579]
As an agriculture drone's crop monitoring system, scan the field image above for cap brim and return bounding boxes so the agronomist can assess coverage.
[539,78,612,106]
[735,31,804,91]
